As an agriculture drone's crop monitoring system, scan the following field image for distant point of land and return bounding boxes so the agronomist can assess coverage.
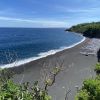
[66,22,100,38]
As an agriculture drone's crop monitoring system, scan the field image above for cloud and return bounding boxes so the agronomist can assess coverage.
[0,16,67,27]
[55,5,100,13]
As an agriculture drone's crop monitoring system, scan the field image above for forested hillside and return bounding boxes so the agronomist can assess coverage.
[66,22,100,38]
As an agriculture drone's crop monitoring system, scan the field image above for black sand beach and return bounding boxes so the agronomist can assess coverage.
[11,38,98,100]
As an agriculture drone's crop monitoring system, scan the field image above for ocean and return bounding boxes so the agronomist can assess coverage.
[0,28,85,68]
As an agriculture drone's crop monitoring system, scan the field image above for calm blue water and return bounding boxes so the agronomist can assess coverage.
[0,28,84,67]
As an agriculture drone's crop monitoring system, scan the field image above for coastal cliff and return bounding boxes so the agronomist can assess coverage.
[66,22,100,38]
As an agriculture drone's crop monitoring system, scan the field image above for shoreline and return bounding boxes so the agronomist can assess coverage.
[11,37,98,100]
[0,36,85,69]
[9,37,88,74]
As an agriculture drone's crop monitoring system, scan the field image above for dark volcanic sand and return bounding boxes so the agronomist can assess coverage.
[10,38,97,100]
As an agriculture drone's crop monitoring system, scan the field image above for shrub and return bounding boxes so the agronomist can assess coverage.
[0,80,51,100]
[76,63,100,100]
[76,79,100,100]
[0,68,14,86]
[0,68,51,100]
[75,89,90,100]
[94,63,100,74]
[96,75,100,80]
[83,79,100,99]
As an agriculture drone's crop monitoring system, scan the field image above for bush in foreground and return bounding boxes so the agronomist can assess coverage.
[94,63,100,74]
[0,62,63,100]
[75,90,90,100]
[0,80,51,100]
[76,63,100,100]
[76,78,100,100]
[0,68,51,100]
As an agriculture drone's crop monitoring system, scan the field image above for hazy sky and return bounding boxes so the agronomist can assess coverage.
[0,0,100,27]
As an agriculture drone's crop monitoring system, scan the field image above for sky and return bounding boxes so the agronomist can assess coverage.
[0,0,100,28]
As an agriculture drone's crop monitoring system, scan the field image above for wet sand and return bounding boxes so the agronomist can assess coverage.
[10,38,98,100]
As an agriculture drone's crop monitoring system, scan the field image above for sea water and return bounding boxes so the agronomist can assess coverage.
[0,28,85,68]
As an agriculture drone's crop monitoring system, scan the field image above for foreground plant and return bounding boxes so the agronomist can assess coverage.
[76,63,100,100]
[0,80,51,100]
[94,63,100,74]
[0,68,14,85]
[76,78,100,100]
[0,68,51,100]
[0,58,66,100]
[75,89,90,100]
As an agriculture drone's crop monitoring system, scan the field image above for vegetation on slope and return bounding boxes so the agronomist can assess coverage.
[0,68,51,100]
[0,62,100,100]
[0,62,63,100]
[75,63,100,100]
[66,22,100,38]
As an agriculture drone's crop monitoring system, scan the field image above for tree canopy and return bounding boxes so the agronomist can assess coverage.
[66,22,100,38]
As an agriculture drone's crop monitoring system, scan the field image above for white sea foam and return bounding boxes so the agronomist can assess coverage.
[0,37,86,69]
